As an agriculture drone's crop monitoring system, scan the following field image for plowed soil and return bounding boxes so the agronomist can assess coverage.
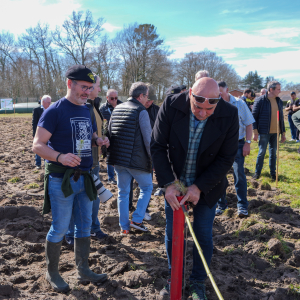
[1,117,300,300]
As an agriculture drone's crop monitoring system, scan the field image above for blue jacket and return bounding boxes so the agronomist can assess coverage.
[252,94,285,134]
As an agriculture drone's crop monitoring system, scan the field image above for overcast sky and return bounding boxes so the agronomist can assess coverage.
[2,0,300,83]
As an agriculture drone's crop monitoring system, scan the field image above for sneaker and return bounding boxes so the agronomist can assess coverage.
[289,139,296,141]
[130,221,148,232]
[107,179,117,185]
[190,281,207,300]
[159,277,171,296]
[90,230,108,240]
[144,212,152,221]
[252,173,260,180]
[120,229,130,236]
[215,206,228,216]
[65,235,74,245]
[237,208,248,218]
[154,188,163,196]
[35,166,41,170]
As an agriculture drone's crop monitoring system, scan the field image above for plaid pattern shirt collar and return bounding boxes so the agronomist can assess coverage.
[180,110,208,187]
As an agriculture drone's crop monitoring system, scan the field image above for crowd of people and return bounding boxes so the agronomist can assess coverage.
[31,64,297,300]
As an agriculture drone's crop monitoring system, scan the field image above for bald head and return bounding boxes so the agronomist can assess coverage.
[189,77,219,121]
[192,77,219,98]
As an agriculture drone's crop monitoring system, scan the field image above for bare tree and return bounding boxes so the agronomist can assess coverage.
[114,23,172,95]
[173,50,240,90]
[53,10,104,65]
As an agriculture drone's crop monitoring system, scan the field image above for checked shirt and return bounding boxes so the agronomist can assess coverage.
[180,109,208,187]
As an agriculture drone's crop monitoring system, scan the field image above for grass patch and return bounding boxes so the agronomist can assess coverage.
[234,215,258,237]
[244,119,300,205]
[8,177,21,183]
[33,169,39,173]
[0,113,32,118]
[273,233,291,254]
[24,182,39,189]
[223,246,235,255]
[288,284,300,295]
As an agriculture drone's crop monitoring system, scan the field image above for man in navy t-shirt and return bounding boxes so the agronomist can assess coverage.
[33,65,109,293]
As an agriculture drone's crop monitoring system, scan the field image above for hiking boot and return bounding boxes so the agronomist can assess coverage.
[65,235,74,246]
[252,173,260,180]
[144,212,152,221]
[160,277,171,296]
[45,240,70,293]
[75,237,107,284]
[237,208,248,218]
[271,175,276,182]
[120,229,130,236]
[154,188,163,196]
[90,230,108,240]
[190,281,207,300]
[130,221,148,232]
[215,206,228,216]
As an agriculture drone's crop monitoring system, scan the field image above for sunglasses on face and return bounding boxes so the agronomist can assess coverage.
[109,97,118,100]
[192,92,220,105]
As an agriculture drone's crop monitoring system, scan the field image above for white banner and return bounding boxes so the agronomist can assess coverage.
[0,99,13,110]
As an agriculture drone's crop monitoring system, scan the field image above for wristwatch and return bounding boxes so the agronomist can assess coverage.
[245,140,251,144]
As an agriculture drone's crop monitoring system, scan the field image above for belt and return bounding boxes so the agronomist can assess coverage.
[239,138,245,142]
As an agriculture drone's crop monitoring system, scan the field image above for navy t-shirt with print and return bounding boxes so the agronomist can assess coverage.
[38,97,97,171]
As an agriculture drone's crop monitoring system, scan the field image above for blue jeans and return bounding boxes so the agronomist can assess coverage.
[46,175,93,243]
[165,200,216,282]
[114,165,153,230]
[66,165,102,238]
[218,140,248,210]
[35,154,41,167]
[288,114,297,140]
[255,133,277,176]
[107,164,115,180]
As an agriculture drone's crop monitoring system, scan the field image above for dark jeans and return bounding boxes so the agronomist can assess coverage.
[255,133,277,176]
[218,140,248,210]
[288,114,297,140]
[165,199,216,282]
[35,154,41,167]
[107,164,115,180]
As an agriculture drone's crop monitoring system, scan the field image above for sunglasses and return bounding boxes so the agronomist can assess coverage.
[192,92,220,105]
[109,97,118,100]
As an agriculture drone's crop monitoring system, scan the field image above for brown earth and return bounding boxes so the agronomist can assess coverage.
[1,117,300,300]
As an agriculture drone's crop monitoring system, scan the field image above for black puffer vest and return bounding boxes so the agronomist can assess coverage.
[107,98,152,173]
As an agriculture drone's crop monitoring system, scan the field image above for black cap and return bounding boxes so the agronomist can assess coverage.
[166,85,181,95]
[180,85,187,90]
[291,91,296,95]
[65,65,95,83]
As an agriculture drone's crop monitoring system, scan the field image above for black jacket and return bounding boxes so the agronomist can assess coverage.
[151,92,239,208]
[252,93,285,134]
[147,103,160,129]
[32,106,44,137]
[99,99,123,121]
[107,98,152,173]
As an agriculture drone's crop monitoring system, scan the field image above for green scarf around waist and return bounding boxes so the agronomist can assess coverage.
[43,162,97,214]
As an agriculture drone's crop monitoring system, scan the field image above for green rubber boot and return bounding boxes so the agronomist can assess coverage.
[75,237,107,284]
[45,240,70,293]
